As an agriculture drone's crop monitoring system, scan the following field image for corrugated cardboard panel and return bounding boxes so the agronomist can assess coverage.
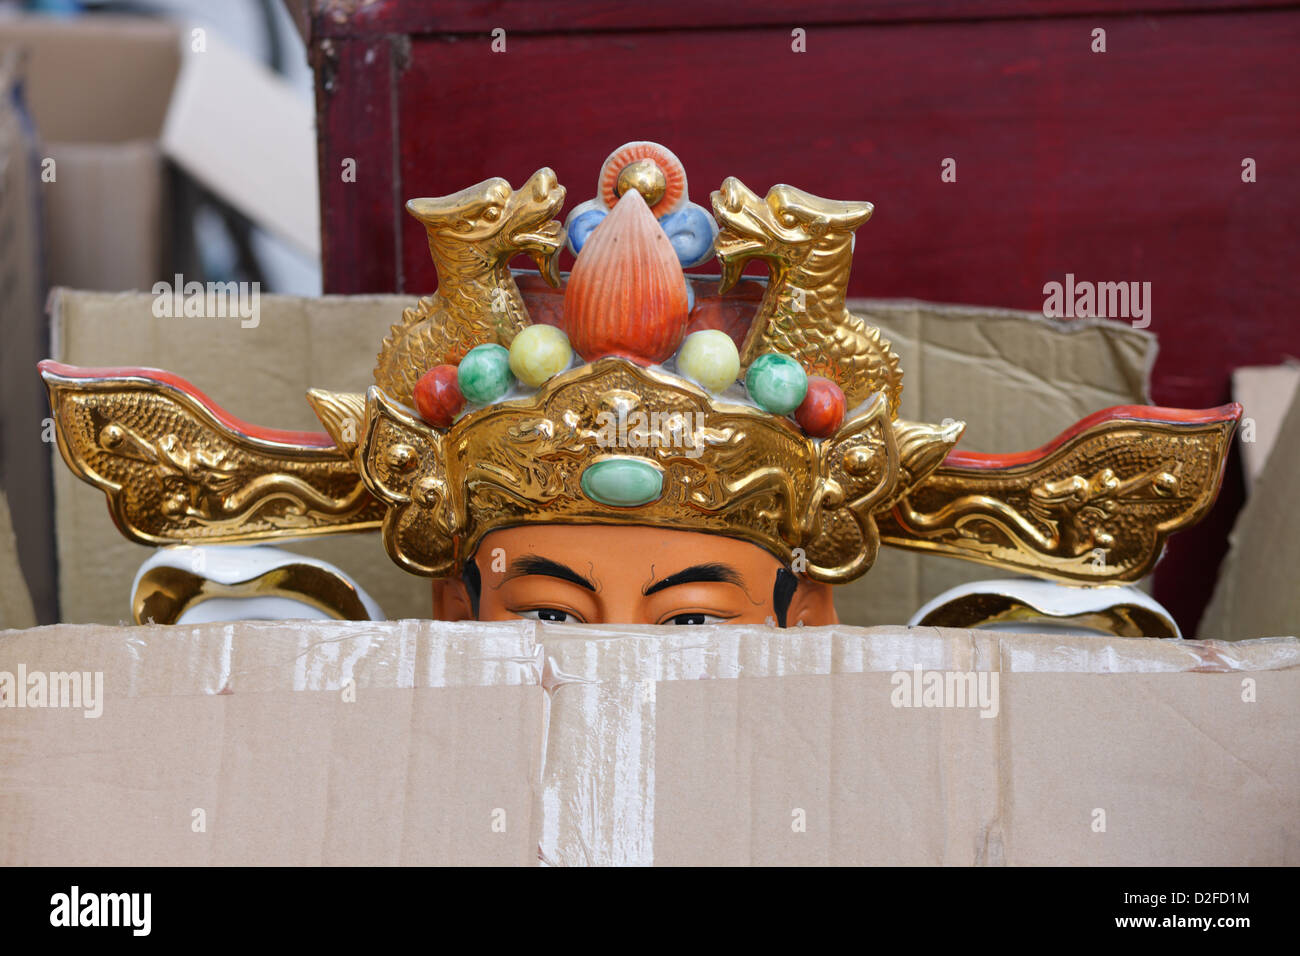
[1,620,1295,866]
[995,672,1296,865]
[41,141,164,290]
[860,299,1154,450]
[0,620,543,865]
[534,624,1299,866]
[0,17,179,143]
[652,671,996,865]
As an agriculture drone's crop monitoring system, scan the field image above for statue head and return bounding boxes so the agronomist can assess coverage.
[39,141,1240,628]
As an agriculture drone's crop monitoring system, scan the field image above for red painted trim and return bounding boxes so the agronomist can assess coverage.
[38,361,336,449]
[944,403,1243,470]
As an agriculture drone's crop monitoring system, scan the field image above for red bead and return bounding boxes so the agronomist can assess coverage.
[414,364,464,428]
[795,377,846,438]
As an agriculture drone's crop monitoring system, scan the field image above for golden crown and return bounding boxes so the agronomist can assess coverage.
[359,360,905,583]
[41,140,1240,598]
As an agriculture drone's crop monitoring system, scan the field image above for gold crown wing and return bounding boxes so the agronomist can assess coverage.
[40,362,382,545]
[878,406,1240,583]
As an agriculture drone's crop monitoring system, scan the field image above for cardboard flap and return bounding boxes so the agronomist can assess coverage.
[1200,377,1300,640]
[0,16,179,143]
[534,624,1299,865]
[160,26,319,255]
[2,620,1294,866]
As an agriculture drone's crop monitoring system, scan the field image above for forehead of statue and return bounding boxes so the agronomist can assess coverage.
[474,523,784,590]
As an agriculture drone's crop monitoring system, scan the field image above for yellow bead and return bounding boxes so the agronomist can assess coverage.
[508,324,573,387]
[676,330,740,392]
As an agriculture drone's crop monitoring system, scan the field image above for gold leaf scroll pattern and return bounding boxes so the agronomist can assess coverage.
[46,377,383,544]
[878,420,1235,584]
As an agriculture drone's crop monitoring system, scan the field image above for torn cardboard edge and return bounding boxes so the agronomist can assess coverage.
[3,621,1295,696]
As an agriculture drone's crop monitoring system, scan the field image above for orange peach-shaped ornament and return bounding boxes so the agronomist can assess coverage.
[562,189,690,365]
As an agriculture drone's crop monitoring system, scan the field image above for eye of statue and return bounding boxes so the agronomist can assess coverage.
[666,613,728,625]
[780,212,798,227]
[483,206,501,222]
[517,607,578,623]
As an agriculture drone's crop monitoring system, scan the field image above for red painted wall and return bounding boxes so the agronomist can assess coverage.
[312,1,1300,633]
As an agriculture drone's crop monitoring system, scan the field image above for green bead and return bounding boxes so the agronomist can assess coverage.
[745,352,808,415]
[580,457,664,507]
[457,344,514,404]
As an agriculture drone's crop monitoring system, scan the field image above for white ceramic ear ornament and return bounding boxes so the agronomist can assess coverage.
[132,545,384,625]
[908,578,1180,639]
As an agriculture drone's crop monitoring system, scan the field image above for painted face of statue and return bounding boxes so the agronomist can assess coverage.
[432,524,839,627]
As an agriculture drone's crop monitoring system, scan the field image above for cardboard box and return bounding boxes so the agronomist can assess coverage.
[1232,364,1300,494]
[1199,372,1300,641]
[0,16,176,291]
[43,289,1158,626]
[0,14,318,291]
[1,620,1295,866]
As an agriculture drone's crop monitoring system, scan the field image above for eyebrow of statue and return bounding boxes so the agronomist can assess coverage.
[643,563,744,596]
[506,556,597,591]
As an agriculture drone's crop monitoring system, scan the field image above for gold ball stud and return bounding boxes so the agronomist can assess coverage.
[615,159,668,207]
[99,424,124,449]
[387,444,417,472]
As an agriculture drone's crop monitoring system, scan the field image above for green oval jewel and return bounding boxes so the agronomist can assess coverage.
[745,352,808,415]
[580,457,664,507]
[457,343,515,404]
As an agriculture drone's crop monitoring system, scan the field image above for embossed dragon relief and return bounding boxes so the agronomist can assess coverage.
[373,168,567,407]
[878,421,1235,583]
[711,177,904,415]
